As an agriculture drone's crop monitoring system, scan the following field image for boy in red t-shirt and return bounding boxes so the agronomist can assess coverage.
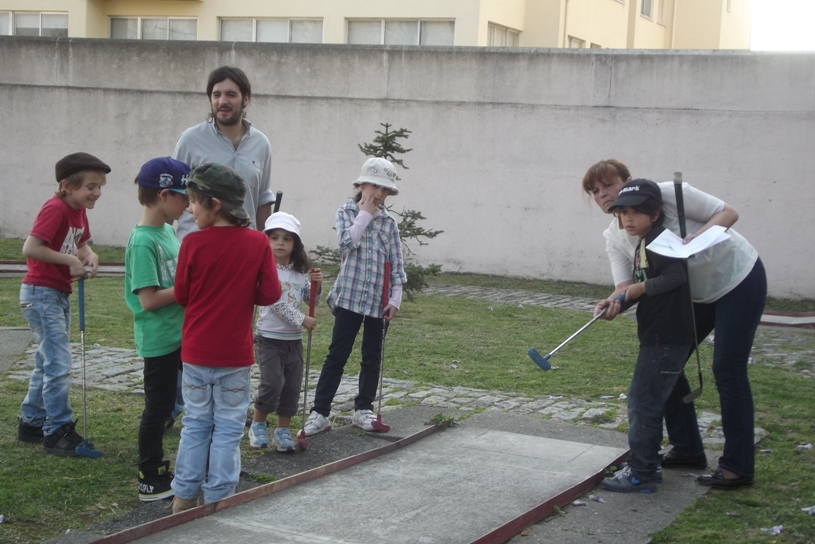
[17,152,109,457]
[170,163,280,513]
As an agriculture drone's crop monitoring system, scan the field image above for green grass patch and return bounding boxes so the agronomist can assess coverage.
[2,244,815,542]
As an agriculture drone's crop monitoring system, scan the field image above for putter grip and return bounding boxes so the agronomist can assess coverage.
[673,172,687,239]
[309,271,317,318]
[78,278,85,331]
[273,191,283,213]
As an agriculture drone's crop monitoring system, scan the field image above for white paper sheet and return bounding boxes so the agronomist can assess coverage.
[646,225,730,258]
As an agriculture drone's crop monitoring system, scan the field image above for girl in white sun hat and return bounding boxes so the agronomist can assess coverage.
[250,211,323,451]
[299,157,407,436]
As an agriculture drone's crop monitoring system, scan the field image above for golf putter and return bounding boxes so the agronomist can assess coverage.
[273,190,283,213]
[76,279,102,458]
[297,274,318,451]
[528,293,626,370]
[370,262,391,432]
[674,172,703,403]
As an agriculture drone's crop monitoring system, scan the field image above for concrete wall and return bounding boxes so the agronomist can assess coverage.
[1,37,813,299]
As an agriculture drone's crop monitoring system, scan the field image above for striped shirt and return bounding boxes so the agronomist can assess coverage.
[327,200,406,319]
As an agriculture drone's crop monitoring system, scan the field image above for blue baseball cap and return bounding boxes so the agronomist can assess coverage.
[137,157,190,194]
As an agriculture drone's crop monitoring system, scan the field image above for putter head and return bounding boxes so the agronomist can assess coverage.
[682,387,702,403]
[75,439,102,458]
[370,413,390,433]
[297,436,308,451]
[528,348,551,371]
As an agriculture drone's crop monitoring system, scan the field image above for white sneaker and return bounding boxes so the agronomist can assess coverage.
[248,422,269,448]
[297,412,331,438]
[351,409,377,432]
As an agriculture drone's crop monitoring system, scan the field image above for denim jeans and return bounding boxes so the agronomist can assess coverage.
[171,363,251,504]
[138,348,181,473]
[692,258,766,479]
[627,344,692,479]
[311,306,385,417]
[19,284,74,435]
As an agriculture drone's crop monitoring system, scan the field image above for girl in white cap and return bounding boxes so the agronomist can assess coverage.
[250,212,323,451]
[300,157,407,436]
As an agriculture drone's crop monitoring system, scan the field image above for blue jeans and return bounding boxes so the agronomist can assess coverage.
[19,284,74,435]
[627,344,692,479]
[171,364,251,504]
[311,307,385,417]
[692,258,766,479]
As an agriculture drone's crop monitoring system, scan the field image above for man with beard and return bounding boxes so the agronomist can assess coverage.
[173,66,275,241]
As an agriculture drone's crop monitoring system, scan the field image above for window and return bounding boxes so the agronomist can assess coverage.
[641,0,653,19]
[726,0,732,13]
[347,20,454,46]
[590,43,602,49]
[220,18,322,43]
[0,12,67,37]
[488,23,520,47]
[110,17,196,40]
[568,36,585,48]
[656,0,665,24]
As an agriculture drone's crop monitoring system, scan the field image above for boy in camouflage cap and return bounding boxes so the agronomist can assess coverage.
[171,162,281,512]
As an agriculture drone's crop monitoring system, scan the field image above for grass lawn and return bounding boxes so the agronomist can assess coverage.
[1,238,815,542]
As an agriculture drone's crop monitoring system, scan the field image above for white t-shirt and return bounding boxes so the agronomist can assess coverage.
[603,181,758,304]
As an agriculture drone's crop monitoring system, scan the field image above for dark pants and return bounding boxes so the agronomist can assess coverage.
[663,258,766,479]
[138,347,182,473]
[311,307,385,416]
[627,344,692,479]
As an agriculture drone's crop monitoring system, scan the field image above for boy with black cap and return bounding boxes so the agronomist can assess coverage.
[125,157,191,501]
[600,179,695,493]
[17,152,109,456]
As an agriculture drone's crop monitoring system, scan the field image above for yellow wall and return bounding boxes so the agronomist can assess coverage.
[522,0,563,48]
[564,0,629,49]
[0,0,751,49]
[673,0,722,49]
[718,0,751,49]
[479,0,526,45]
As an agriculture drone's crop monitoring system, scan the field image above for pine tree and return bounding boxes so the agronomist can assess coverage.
[311,123,443,301]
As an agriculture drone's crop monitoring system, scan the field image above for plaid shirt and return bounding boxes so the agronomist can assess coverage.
[327,200,406,318]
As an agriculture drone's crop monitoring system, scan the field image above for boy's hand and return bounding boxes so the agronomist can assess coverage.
[384,305,398,322]
[302,316,317,332]
[359,195,378,215]
[82,253,99,278]
[624,283,646,301]
[68,258,87,281]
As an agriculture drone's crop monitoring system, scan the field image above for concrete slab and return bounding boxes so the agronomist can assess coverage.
[130,427,626,544]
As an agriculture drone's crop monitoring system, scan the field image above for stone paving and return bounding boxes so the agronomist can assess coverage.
[5,283,813,448]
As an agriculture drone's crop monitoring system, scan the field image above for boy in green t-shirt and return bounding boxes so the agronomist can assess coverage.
[125,157,190,502]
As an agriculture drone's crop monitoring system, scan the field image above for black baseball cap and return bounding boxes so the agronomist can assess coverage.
[608,179,662,212]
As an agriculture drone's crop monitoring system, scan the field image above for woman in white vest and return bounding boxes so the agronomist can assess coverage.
[583,159,766,490]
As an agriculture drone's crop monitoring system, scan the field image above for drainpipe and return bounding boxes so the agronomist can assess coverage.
[562,0,569,47]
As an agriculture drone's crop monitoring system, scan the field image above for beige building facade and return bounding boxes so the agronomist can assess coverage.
[0,0,751,49]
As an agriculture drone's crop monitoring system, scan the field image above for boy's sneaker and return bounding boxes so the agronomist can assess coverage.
[17,417,44,443]
[351,409,377,432]
[249,422,269,448]
[297,412,331,438]
[138,461,175,502]
[601,466,658,493]
[272,428,296,453]
[42,420,93,457]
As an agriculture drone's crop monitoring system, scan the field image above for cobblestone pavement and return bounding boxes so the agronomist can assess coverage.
[6,283,813,447]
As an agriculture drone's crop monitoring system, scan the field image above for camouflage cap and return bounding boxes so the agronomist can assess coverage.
[186,163,249,221]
